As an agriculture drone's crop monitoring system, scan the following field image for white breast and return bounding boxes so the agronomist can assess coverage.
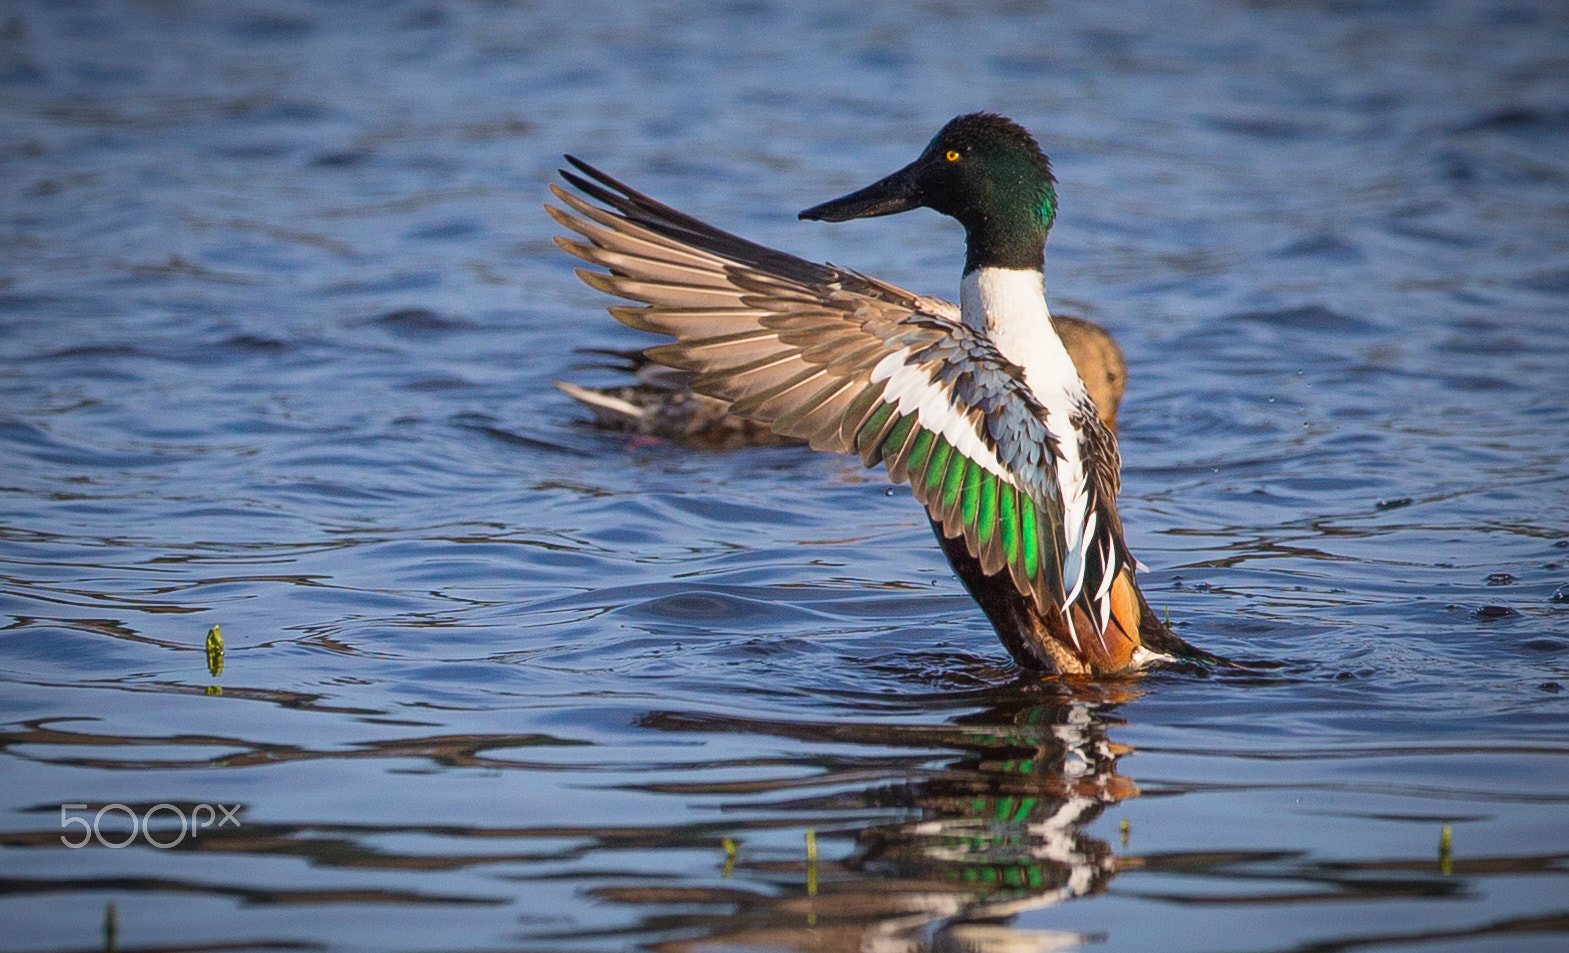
[960,268,1087,413]
[961,267,1095,602]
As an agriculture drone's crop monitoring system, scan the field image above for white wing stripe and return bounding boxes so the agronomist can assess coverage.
[870,350,1010,481]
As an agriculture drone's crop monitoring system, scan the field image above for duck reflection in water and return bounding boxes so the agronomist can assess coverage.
[607,683,1141,953]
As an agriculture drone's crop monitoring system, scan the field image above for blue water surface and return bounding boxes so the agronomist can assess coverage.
[1,1,1567,951]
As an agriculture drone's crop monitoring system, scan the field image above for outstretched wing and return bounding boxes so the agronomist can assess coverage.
[549,158,1129,639]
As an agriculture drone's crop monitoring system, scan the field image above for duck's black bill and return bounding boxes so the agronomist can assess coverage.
[799,163,923,222]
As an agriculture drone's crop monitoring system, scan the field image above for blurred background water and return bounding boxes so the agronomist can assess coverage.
[1,1,1567,950]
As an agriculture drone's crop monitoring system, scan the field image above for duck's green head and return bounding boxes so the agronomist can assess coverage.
[800,112,1058,273]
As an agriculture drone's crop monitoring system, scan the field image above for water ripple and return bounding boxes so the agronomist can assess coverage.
[1,1,1566,950]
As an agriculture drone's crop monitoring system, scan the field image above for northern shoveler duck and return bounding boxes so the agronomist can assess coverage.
[554,311,1127,447]
[548,112,1213,675]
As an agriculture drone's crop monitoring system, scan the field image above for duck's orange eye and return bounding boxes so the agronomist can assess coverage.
[945,149,960,162]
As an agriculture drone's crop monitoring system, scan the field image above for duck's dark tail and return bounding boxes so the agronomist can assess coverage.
[1136,590,1235,668]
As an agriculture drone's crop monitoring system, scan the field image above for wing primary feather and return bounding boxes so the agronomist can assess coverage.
[560,158,838,287]
[823,339,896,376]
[549,191,739,273]
[794,382,877,452]
[578,272,750,310]
[650,327,787,365]
[770,376,855,434]
[554,237,736,289]
[608,306,778,339]
[736,366,843,420]
[696,357,818,408]
[765,312,855,337]
[547,202,724,272]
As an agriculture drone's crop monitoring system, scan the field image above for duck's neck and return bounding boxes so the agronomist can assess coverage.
[960,266,1086,412]
[958,183,1054,274]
